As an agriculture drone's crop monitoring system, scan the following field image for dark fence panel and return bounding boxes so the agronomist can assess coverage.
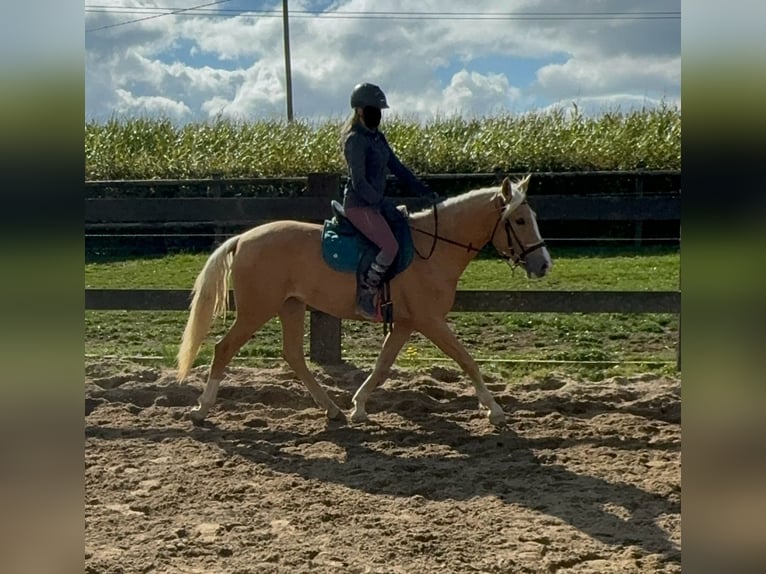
[84,171,681,198]
[84,171,681,256]
[86,197,335,224]
[84,194,679,225]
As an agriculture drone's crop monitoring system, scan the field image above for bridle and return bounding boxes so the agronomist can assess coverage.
[410,201,547,268]
[495,204,548,266]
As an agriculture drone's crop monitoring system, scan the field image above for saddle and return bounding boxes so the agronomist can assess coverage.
[321,200,414,280]
[321,200,415,330]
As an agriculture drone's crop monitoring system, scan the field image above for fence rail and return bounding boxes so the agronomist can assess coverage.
[84,288,680,367]
[85,194,679,225]
[85,288,680,314]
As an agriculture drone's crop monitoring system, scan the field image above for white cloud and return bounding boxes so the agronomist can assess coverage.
[535,56,681,98]
[180,13,283,61]
[200,96,231,118]
[214,64,286,120]
[440,70,523,116]
[85,1,681,122]
[114,88,191,120]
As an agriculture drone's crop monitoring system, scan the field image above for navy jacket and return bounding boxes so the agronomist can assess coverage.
[342,123,427,209]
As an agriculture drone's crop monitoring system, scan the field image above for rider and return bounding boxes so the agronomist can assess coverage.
[340,82,435,320]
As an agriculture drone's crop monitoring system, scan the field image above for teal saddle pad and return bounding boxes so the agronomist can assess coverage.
[321,204,414,279]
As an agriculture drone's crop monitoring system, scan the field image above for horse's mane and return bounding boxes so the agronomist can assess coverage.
[409,181,525,224]
[409,187,498,222]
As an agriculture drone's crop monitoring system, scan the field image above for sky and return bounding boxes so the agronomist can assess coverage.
[84,1,681,124]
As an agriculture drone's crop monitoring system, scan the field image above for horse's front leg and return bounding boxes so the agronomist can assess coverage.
[417,319,506,426]
[351,321,413,423]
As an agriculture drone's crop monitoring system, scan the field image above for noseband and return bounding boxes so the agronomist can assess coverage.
[411,201,546,267]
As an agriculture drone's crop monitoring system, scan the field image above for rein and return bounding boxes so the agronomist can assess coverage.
[409,202,546,266]
[412,203,439,259]
[410,203,487,259]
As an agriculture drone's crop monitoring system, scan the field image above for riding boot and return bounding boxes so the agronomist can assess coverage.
[356,254,390,321]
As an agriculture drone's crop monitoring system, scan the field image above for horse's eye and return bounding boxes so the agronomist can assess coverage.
[515,218,525,225]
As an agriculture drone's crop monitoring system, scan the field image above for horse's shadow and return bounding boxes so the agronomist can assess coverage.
[86,371,680,563]
[215,402,677,557]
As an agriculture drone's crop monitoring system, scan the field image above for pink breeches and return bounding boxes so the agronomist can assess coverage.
[343,206,399,266]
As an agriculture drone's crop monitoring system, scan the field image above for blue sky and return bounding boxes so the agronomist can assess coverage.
[84,1,681,123]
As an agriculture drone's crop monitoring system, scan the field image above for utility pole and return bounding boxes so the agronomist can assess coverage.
[282,0,294,122]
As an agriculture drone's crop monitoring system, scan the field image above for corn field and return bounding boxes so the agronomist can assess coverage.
[85,105,681,180]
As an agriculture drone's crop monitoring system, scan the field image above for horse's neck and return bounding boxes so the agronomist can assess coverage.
[413,196,498,282]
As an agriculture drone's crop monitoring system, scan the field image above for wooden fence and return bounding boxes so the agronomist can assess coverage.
[85,171,681,225]
[85,172,681,368]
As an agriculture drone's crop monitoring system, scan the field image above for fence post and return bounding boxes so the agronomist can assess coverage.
[309,311,342,364]
[306,173,343,364]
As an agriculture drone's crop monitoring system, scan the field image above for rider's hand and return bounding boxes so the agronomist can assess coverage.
[416,181,440,202]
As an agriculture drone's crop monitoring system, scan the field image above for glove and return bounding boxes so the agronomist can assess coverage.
[424,187,441,203]
[416,181,440,202]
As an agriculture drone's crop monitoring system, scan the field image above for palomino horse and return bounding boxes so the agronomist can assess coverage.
[177,175,551,426]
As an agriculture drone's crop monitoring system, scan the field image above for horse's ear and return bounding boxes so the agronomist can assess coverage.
[501,177,512,200]
[518,174,531,194]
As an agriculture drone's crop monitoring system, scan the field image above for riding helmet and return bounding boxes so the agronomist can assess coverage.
[350,83,389,109]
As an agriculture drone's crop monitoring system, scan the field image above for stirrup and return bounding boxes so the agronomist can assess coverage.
[356,291,382,322]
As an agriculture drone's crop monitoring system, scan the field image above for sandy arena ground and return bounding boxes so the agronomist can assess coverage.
[85,360,680,573]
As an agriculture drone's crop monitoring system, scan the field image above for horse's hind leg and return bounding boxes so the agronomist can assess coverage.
[351,321,413,423]
[279,298,341,419]
[190,312,270,424]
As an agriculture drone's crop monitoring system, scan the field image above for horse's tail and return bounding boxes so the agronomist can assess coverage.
[176,235,240,381]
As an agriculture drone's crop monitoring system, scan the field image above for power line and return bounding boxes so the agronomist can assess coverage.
[85,0,235,33]
[85,6,680,17]
[85,7,680,33]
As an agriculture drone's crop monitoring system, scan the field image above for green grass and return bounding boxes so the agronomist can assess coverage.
[85,245,680,380]
[84,246,679,291]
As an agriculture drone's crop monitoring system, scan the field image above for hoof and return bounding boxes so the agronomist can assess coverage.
[188,408,207,425]
[350,409,368,424]
[326,404,342,420]
[488,409,507,426]
[325,410,347,427]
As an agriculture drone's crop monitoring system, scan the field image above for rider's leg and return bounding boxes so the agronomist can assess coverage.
[343,207,399,321]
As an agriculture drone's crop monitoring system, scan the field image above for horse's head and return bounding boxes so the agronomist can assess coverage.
[491,175,552,278]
